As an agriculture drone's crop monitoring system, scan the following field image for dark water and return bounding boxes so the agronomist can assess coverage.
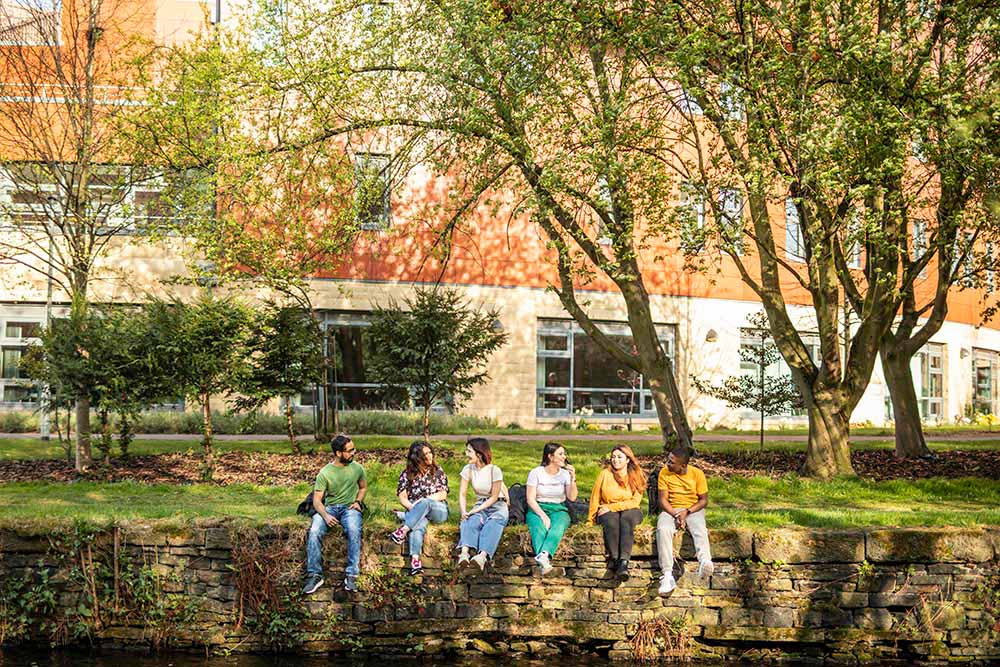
[0,652,624,667]
[0,650,738,667]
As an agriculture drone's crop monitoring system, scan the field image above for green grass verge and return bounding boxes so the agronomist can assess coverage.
[3,433,999,462]
[2,434,998,530]
[1,474,996,529]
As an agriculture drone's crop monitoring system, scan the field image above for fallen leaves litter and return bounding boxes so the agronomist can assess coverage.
[0,445,996,486]
[0,447,456,486]
[640,449,1000,481]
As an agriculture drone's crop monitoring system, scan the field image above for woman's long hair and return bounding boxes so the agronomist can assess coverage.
[405,440,435,477]
[467,437,491,465]
[609,445,646,494]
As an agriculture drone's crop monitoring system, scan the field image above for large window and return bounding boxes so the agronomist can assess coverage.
[536,320,675,418]
[718,188,744,255]
[785,198,805,262]
[353,153,391,231]
[738,328,815,416]
[0,164,179,233]
[300,312,407,411]
[973,348,1000,416]
[882,343,945,423]
[0,0,60,46]
[918,343,944,422]
[0,316,41,405]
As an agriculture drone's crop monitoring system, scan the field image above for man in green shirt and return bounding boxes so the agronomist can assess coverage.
[304,434,367,594]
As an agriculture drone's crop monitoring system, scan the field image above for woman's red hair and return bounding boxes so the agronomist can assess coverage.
[610,445,646,494]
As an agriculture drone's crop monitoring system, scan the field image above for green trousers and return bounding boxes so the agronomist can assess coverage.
[526,502,571,557]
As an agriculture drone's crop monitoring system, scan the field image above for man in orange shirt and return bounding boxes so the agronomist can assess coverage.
[656,446,714,595]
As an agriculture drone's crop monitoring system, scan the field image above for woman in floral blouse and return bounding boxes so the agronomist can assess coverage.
[390,440,450,575]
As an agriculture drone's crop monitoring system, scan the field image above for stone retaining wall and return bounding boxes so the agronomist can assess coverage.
[1,520,998,663]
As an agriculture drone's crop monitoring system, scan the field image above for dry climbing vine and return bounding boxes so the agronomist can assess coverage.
[229,524,308,650]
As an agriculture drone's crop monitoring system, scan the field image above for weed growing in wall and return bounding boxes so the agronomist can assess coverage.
[229,525,308,650]
[0,564,57,645]
[1,522,200,649]
[359,557,426,612]
[630,614,690,661]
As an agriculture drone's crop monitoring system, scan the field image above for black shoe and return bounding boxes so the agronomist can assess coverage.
[344,576,358,592]
[615,560,630,581]
[303,574,324,595]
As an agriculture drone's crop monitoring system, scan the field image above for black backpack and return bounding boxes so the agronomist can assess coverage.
[297,491,320,516]
[646,466,663,517]
[565,498,590,524]
[506,483,528,524]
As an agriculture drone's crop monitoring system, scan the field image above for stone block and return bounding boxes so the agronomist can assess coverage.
[376,618,495,635]
[830,592,868,608]
[866,529,993,563]
[721,607,764,626]
[469,638,501,655]
[469,583,528,599]
[673,528,752,560]
[854,608,894,631]
[487,604,520,619]
[763,607,797,628]
[869,592,923,607]
[701,626,825,643]
[454,603,488,618]
[801,605,852,628]
[755,529,865,564]
[528,586,588,603]
[589,588,614,604]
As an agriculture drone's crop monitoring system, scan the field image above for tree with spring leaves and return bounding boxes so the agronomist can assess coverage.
[144,0,698,450]
[0,0,165,470]
[642,0,1000,475]
[144,296,252,480]
[366,288,508,442]
[234,304,323,454]
[695,312,801,452]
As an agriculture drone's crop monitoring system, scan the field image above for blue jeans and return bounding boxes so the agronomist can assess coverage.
[404,498,449,557]
[306,505,362,578]
[458,500,509,558]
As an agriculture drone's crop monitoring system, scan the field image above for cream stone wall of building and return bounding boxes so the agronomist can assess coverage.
[0,232,193,305]
[306,278,1000,430]
[4,242,1000,429]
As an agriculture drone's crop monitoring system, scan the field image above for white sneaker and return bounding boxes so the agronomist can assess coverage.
[658,574,677,595]
[536,552,553,575]
[698,560,715,578]
[471,552,488,571]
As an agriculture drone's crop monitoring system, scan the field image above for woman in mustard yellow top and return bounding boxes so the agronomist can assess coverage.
[588,445,646,580]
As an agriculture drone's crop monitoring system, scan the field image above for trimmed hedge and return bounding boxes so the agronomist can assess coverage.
[0,409,499,436]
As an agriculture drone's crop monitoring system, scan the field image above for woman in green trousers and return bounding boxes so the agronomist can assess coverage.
[525,442,578,575]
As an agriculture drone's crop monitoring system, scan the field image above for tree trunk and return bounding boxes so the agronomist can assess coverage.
[285,398,300,455]
[201,392,214,480]
[98,407,111,466]
[880,343,931,458]
[647,362,693,452]
[802,399,854,479]
[75,397,92,472]
[423,402,431,443]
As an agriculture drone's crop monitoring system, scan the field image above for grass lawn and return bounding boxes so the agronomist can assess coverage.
[0,476,996,530]
[0,434,997,529]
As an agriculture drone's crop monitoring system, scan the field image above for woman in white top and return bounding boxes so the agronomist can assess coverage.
[525,442,578,575]
[457,437,508,570]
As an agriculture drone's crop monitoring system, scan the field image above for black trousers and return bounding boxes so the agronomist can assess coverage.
[596,508,643,561]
